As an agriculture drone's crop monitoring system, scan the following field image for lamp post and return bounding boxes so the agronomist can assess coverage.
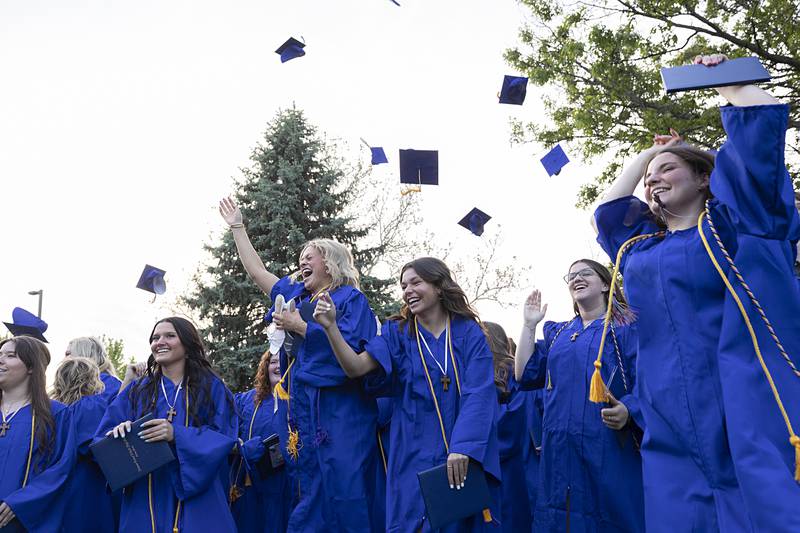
[27,290,43,318]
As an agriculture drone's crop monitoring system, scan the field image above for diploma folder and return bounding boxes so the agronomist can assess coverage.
[660,56,770,94]
[89,413,176,492]
[417,461,492,530]
[256,434,286,478]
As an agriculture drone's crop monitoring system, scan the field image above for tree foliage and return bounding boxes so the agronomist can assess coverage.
[506,0,800,207]
[101,335,133,377]
[182,108,401,392]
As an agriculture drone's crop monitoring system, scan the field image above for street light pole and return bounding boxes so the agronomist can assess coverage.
[27,290,43,318]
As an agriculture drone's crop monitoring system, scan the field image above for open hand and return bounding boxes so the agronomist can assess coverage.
[313,292,337,329]
[601,394,630,430]
[219,196,243,226]
[523,289,548,329]
[139,418,175,443]
[0,502,16,528]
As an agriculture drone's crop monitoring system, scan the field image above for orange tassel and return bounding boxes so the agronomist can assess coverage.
[791,436,800,482]
[287,427,300,460]
[482,509,492,523]
[589,361,608,403]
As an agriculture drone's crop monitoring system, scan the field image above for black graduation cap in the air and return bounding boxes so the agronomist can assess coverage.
[498,75,528,105]
[399,149,439,186]
[275,37,306,63]
[136,265,167,295]
[458,207,492,237]
[540,144,570,177]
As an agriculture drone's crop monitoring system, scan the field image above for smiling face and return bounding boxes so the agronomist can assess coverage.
[150,321,187,368]
[644,152,708,213]
[298,246,333,293]
[0,340,31,392]
[566,262,608,309]
[401,267,441,316]
[268,352,281,389]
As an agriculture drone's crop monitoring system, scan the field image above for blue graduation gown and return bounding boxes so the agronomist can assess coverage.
[1,401,74,533]
[519,319,644,532]
[61,394,115,532]
[99,372,122,404]
[230,389,292,533]
[595,104,800,531]
[364,316,501,533]
[374,397,393,529]
[496,376,532,533]
[94,375,238,533]
[522,389,543,531]
[268,277,380,532]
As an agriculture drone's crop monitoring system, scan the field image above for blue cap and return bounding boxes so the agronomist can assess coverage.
[498,75,528,105]
[275,37,306,63]
[3,307,48,343]
[458,207,491,236]
[136,265,166,295]
[389,0,401,4]
[370,147,388,165]
[399,149,439,186]
[541,144,569,176]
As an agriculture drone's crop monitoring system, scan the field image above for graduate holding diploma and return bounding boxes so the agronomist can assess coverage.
[593,54,800,531]
[314,257,501,532]
[96,317,238,533]
[0,336,74,532]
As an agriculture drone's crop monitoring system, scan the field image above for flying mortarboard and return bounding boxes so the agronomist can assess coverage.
[498,75,528,105]
[360,138,388,165]
[399,149,438,194]
[389,0,401,4]
[540,144,569,177]
[3,307,48,343]
[275,37,306,63]
[660,56,770,94]
[457,207,492,237]
[136,265,166,295]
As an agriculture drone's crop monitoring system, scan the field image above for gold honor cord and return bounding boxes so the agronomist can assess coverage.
[414,316,491,523]
[230,397,263,501]
[21,411,35,488]
[697,207,800,482]
[148,384,190,533]
[377,431,387,474]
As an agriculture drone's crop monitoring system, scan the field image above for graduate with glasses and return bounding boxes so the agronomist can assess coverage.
[96,317,238,533]
[515,260,644,533]
[593,54,800,531]
[220,197,380,532]
[0,336,74,532]
[314,257,501,532]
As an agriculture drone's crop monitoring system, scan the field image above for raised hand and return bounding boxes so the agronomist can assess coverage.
[219,196,244,227]
[313,292,337,329]
[523,289,548,329]
[693,54,727,67]
[653,128,682,148]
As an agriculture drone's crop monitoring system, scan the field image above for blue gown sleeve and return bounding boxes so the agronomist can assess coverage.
[94,379,136,440]
[362,321,400,396]
[712,104,800,240]
[170,379,238,500]
[614,325,644,431]
[5,404,76,532]
[449,321,498,474]
[518,321,559,391]
[594,196,661,267]
[239,438,267,480]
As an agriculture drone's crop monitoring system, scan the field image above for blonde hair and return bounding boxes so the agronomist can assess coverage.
[291,239,360,289]
[67,336,117,377]
[50,357,105,405]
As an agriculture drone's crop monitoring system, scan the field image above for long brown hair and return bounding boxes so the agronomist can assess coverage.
[643,145,715,225]
[392,257,480,332]
[51,357,105,405]
[568,259,630,323]
[0,336,55,469]
[253,350,275,403]
[483,322,514,396]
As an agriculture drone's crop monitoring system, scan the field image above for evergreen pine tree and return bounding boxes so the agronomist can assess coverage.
[183,107,398,391]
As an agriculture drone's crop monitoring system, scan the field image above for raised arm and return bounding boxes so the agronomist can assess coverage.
[313,292,378,378]
[515,289,547,381]
[696,54,780,107]
[219,196,280,294]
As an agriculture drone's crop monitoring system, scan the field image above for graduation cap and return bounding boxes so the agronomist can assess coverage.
[458,207,491,237]
[275,37,306,63]
[660,56,770,94]
[136,265,166,295]
[540,144,569,177]
[498,75,528,105]
[360,138,388,165]
[389,0,401,4]
[399,149,438,194]
[3,307,48,343]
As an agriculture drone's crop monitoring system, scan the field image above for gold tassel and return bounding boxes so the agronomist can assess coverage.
[244,472,252,487]
[274,380,290,400]
[482,509,492,523]
[401,185,421,196]
[229,485,242,503]
[791,436,800,482]
[287,427,300,460]
[589,361,608,403]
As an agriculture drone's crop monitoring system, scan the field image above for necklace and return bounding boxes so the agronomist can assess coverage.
[160,378,183,423]
[0,401,29,438]
[418,323,451,391]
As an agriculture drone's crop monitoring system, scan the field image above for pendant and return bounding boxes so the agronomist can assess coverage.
[440,375,451,392]
[570,331,580,342]
[0,421,9,437]
[166,407,177,423]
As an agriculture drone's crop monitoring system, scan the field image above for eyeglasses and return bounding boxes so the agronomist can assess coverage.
[563,268,596,284]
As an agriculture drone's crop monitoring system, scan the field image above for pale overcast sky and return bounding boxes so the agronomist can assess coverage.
[1,0,609,368]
